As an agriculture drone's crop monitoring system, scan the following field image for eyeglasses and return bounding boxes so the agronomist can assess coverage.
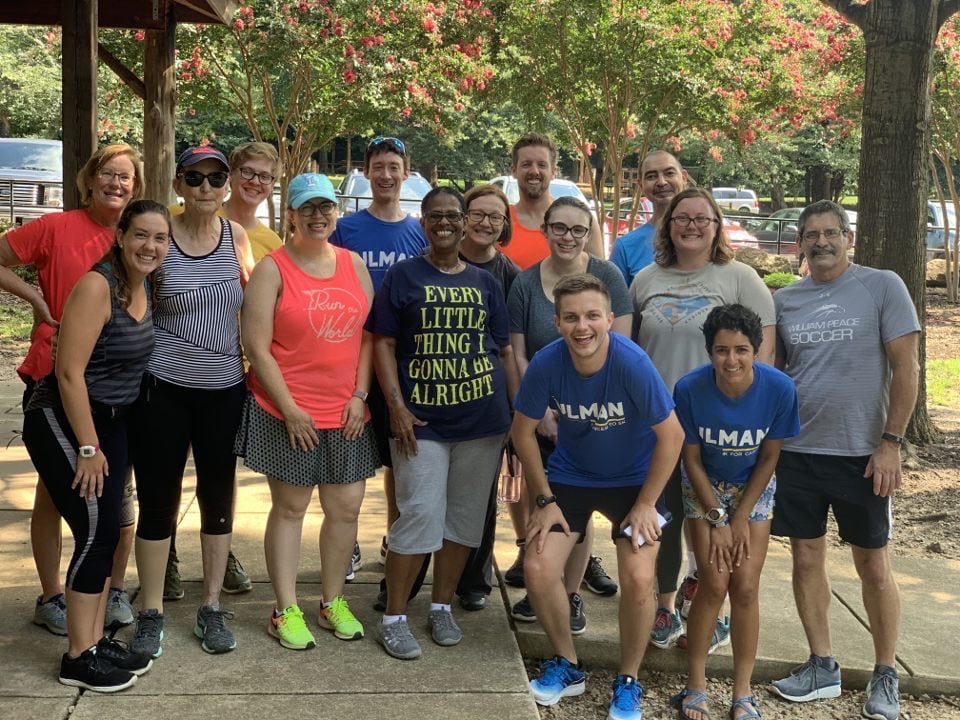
[671,215,718,229]
[297,201,338,217]
[368,136,406,155]
[237,167,275,185]
[546,222,589,239]
[466,210,507,227]
[181,170,229,188]
[802,228,844,242]
[98,170,135,187]
[425,211,464,224]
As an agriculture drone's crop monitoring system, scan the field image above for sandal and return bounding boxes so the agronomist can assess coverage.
[670,688,712,720]
[729,695,761,719]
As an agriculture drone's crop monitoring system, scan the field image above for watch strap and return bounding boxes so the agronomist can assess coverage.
[881,431,904,446]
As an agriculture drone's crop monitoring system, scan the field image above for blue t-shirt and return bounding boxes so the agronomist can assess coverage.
[514,333,674,488]
[673,362,800,486]
[609,223,655,288]
[331,210,427,291]
[366,256,511,442]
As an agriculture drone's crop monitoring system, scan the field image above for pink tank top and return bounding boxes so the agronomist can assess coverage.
[249,245,371,429]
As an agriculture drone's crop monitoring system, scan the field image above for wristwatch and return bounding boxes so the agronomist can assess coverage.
[352,389,369,402]
[881,431,904,446]
[535,494,557,508]
[78,445,98,459]
[706,507,729,528]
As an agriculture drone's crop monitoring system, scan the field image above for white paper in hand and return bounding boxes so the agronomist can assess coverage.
[620,512,670,546]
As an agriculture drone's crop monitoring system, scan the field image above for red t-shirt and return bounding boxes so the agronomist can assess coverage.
[6,210,115,381]
[501,205,549,270]
[248,245,371,429]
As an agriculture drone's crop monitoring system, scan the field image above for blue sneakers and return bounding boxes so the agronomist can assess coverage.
[607,674,643,720]
[529,656,586,706]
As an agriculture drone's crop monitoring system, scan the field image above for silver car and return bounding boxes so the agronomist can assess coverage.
[337,169,432,217]
[0,138,63,226]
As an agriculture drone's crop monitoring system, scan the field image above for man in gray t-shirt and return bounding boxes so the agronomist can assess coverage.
[770,200,920,720]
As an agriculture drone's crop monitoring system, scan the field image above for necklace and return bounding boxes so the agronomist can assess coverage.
[429,256,464,274]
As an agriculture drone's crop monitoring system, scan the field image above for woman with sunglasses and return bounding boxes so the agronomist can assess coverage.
[368,187,519,660]
[236,174,378,650]
[130,145,254,659]
[505,196,632,630]
[0,144,144,636]
[630,188,774,679]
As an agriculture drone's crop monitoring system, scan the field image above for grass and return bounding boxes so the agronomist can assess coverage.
[0,302,32,341]
[928,358,960,408]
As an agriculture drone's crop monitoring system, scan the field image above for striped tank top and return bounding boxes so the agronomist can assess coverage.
[148,218,244,389]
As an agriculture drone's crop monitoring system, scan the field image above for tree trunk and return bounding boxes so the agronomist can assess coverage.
[770,184,786,212]
[851,0,940,443]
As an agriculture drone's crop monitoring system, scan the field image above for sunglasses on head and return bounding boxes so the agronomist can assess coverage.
[180,170,229,188]
[367,136,406,155]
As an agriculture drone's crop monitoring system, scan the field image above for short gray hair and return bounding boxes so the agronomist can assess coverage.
[797,200,850,240]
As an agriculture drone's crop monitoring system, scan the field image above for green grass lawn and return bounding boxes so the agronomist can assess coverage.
[0,302,32,341]
[928,358,960,408]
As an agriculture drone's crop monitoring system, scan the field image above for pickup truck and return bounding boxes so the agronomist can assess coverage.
[0,138,63,226]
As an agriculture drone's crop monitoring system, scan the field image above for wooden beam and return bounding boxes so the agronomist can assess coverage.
[61,0,97,211]
[98,43,146,100]
[143,3,177,205]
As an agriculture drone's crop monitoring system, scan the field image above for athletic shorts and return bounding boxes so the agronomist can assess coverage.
[771,450,891,549]
[549,482,649,544]
[680,468,776,523]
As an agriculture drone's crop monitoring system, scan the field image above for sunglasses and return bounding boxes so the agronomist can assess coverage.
[367,136,406,155]
[180,170,229,188]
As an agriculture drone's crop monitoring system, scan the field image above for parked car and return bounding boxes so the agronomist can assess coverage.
[0,138,63,225]
[487,176,588,206]
[927,200,957,258]
[723,217,759,249]
[603,196,653,238]
[711,187,759,214]
[337,169,432,217]
[748,207,858,255]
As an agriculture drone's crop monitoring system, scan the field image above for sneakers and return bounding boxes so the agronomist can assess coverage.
[529,655,586,706]
[131,609,164,658]
[504,544,525,587]
[458,590,486,611]
[163,548,184,601]
[95,636,153,676]
[607,674,643,720]
[379,536,388,564]
[583,555,618,596]
[569,592,587,635]
[511,594,537,622]
[377,618,422,660]
[194,605,237,654]
[428,608,462,646]
[863,665,900,720]
[676,615,731,654]
[345,542,362,582]
[771,654,842,702]
[59,648,136,693]
[675,573,698,620]
[318,596,364,640]
[104,588,135,629]
[33,593,67,636]
[650,607,683,648]
[269,605,316,650]
[222,550,252,594]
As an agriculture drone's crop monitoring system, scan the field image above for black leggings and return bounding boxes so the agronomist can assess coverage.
[655,464,684,596]
[22,403,128,594]
[132,374,245,540]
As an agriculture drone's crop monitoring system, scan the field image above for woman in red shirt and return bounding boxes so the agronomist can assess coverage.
[237,173,378,650]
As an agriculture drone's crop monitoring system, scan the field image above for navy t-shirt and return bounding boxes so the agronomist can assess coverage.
[673,362,800,486]
[513,333,674,488]
[366,256,511,442]
[331,209,427,291]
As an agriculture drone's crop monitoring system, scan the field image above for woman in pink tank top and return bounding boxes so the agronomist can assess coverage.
[236,173,378,649]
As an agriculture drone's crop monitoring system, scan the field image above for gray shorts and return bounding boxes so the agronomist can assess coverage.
[388,434,505,555]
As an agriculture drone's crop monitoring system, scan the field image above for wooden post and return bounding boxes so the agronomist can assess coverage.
[143,2,176,205]
[61,0,97,210]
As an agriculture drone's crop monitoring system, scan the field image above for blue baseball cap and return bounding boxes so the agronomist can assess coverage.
[176,145,229,172]
[287,173,337,209]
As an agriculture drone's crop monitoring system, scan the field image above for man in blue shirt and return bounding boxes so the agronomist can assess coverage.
[512,273,684,720]
[609,150,688,286]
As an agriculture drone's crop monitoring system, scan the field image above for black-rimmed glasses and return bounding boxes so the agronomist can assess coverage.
[297,201,338,217]
[466,210,507,227]
[546,222,589,239]
[670,215,718,229]
[237,167,275,185]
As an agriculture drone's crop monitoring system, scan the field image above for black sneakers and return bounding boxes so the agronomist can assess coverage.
[59,647,137,693]
[96,637,153,676]
[582,555,619,596]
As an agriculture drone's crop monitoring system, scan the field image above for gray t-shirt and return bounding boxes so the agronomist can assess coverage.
[631,260,775,392]
[507,256,632,359]
[775,263,920,456]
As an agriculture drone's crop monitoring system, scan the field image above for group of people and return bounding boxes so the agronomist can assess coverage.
[6,133,918,720]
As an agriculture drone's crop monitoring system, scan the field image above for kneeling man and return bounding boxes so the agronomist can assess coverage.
[512,273,684,720]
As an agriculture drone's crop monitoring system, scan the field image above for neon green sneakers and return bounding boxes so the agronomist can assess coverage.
[268,605,316,650]
[318,596,364,641]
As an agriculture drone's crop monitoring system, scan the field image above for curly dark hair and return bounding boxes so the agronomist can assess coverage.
[702,303,763,354]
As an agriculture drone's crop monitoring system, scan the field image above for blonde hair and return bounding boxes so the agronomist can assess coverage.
[76,144,144,206]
